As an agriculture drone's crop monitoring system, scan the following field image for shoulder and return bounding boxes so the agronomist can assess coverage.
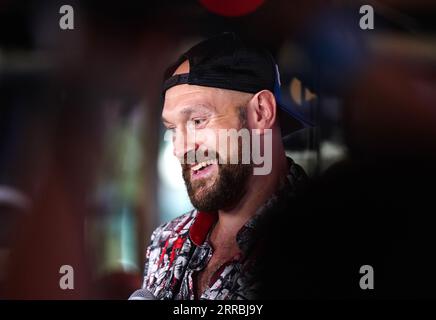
[286,157,309,194]
[151,210,197,242]
[149,209,197,247]
[143,210,198,289]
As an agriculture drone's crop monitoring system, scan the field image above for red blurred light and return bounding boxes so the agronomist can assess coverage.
[199,0,265,17]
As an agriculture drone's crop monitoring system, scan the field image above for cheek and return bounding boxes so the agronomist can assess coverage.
[195,128,219,153]
[195,115,243,159]
[219,135,237,159]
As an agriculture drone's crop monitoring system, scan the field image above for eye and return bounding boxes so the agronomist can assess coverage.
[164,125,175,132]
[193,118,206,126]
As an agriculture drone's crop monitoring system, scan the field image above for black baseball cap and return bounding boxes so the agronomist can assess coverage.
[162,32,313,134]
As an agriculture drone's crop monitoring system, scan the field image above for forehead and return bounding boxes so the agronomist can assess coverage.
[163,84,232,116]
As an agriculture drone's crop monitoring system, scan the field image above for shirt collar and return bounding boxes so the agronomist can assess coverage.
[188,210,218,246]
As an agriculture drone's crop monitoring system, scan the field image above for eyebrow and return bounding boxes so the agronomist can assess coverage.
[161,104,215,124]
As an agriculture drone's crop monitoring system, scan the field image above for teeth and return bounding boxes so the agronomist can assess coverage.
[192,159,217,172]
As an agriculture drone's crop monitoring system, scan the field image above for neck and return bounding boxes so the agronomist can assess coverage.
[214,144,288,238]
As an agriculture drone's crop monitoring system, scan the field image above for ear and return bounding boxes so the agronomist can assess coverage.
[247,90,277,132]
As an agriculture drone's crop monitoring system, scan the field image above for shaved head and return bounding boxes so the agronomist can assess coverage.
[173,60,190,74]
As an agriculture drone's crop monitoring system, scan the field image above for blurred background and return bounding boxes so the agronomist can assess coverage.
[0,0,435,299]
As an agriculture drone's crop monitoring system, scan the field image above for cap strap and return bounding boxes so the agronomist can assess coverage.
[162,73,190,94]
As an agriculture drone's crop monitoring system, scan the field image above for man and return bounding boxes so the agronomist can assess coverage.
[137,33,311,300]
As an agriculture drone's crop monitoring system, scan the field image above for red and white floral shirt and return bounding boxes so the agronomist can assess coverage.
[141,159,307,300]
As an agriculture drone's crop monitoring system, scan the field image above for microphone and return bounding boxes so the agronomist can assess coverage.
[128,288,157,300]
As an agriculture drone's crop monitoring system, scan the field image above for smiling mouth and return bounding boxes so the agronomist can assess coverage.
[191,159,218,178]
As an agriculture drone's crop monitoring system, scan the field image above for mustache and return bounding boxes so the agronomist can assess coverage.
[180,149,222,169]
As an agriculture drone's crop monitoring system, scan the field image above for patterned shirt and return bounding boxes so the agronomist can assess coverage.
[141,159,308,300]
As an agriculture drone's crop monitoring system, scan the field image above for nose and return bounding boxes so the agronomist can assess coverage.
[173,127,198,162]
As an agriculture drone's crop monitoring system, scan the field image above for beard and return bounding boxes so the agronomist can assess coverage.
[181,106,252,212]
[181,150,253,212]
